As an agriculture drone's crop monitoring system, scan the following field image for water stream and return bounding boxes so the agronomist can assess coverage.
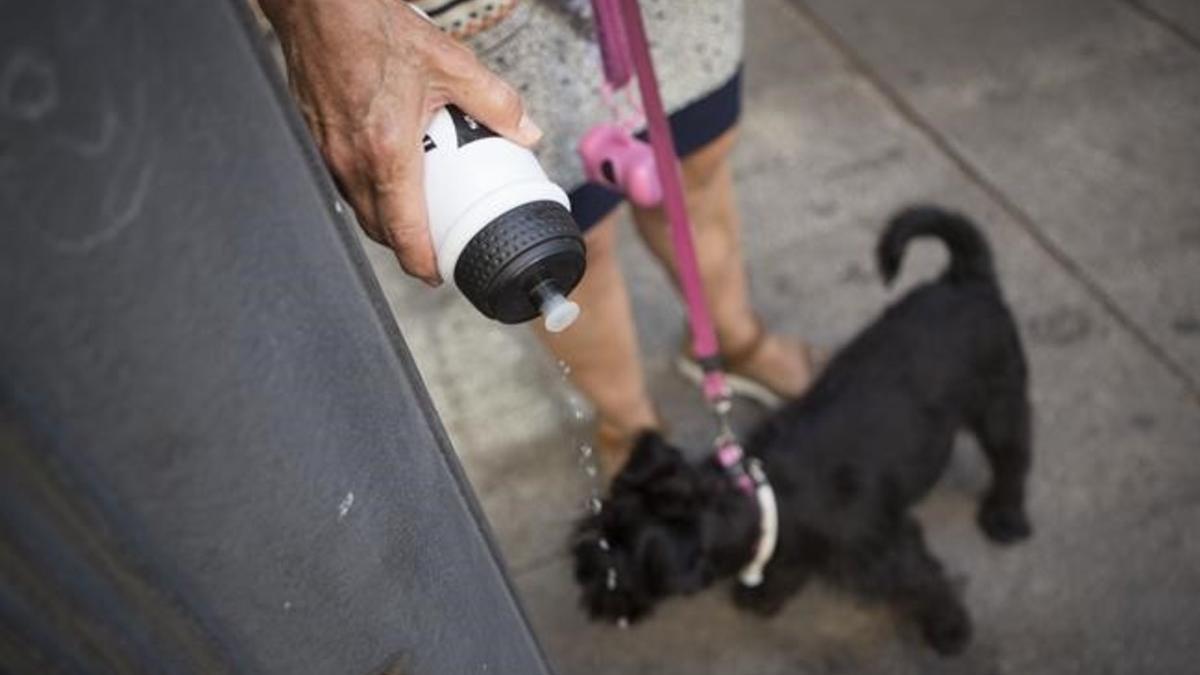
[556,359,625,623]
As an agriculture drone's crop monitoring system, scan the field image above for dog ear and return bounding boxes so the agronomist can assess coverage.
[614,431,685,489]
[616,433,707,521]
[634,523,709,595]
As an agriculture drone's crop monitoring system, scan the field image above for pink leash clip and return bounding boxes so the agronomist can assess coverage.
[578,125,663,208]
[715,440,754,494]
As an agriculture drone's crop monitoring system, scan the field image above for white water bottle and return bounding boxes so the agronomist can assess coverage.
[423,105,585,332]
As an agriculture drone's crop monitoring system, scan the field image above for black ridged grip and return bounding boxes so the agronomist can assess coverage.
[454,201,586,323]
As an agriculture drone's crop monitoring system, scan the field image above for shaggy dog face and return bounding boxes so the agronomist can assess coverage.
[573,206,1033,656]
[572,432,759,622]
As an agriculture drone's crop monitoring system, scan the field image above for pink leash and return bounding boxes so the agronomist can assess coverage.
[590,0,750,484]
[596,0,729,405]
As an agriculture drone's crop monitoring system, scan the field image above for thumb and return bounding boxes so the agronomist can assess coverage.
[448,63,542,148]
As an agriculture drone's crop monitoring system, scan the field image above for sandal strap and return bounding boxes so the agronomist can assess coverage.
[678,319,830,406]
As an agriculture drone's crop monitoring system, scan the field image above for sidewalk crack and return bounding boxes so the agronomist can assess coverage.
[1119,0,1200,54]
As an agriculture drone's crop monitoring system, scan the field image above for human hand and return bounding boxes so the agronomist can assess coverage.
[259,0,542,284]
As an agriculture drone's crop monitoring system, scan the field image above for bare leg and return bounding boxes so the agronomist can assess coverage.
[532,212,658,473]
[533,128,815,472]
[631,127,816,398]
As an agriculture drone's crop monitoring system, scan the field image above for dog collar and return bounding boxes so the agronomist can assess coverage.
[714,441,779,588]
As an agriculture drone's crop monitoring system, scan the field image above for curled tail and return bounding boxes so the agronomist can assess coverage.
[876,205,995,286]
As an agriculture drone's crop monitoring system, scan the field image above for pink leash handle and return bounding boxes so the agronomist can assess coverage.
[612,0,731,405]
[590,0,634,89]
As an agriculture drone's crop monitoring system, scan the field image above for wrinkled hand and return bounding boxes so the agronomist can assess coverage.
[259,0,542,284]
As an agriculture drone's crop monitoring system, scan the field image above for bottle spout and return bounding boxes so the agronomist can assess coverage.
[531,281,580,333]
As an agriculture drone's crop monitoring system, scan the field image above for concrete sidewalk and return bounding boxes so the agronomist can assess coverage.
[366,0,1200,672]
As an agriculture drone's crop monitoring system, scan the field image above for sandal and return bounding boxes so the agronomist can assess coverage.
[674,319,827,409]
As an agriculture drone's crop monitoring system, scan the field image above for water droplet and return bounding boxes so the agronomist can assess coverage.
[579,443,592,457]
[617,617,630,629]
[598,537,610,551]
[584,465,597,477]
[589,497,603,514]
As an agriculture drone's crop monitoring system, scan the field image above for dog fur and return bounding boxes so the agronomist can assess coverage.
[572,206,1033,655]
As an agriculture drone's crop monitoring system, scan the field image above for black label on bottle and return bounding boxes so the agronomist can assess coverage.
[447,105,498,147]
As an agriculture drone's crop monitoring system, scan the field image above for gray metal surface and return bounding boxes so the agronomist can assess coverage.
[0,1,552,673]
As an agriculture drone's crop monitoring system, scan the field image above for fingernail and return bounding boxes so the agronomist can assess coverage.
[517,114,543,145]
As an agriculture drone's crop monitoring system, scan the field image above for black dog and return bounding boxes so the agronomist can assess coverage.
[572,206,1032,655]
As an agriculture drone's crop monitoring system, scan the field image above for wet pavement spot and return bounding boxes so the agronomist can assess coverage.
[811,199,840,219]
[1025,307,1093,346]
[1170,315,1199,336]
[1130,413,1156,431]
[838,260,876,286]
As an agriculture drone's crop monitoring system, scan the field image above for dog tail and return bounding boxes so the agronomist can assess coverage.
[876,205,995,286]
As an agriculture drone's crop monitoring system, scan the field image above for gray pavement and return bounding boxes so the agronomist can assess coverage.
[365,0,1200,672]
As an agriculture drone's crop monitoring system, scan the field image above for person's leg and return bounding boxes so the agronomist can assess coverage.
[532,211,658,472]
[631,126,817,398]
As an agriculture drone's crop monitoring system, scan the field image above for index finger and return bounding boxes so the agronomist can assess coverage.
[443,53,542,148]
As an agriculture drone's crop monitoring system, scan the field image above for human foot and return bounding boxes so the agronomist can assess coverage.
[726,331,824,402]
[677,322,826,408]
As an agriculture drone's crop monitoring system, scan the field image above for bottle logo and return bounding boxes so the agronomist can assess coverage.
[447,105,498,147]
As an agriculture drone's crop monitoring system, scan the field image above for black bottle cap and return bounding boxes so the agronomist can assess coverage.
[454,201,586,324]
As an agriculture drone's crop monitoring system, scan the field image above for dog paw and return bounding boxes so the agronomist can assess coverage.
[978,500,1032,544]
[732,583,785,617]
[921,604,973,656]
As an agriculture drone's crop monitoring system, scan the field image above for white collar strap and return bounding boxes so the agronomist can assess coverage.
[737,458,779,588]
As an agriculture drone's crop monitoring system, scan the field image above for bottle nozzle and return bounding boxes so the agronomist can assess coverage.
[531,281,580,333]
